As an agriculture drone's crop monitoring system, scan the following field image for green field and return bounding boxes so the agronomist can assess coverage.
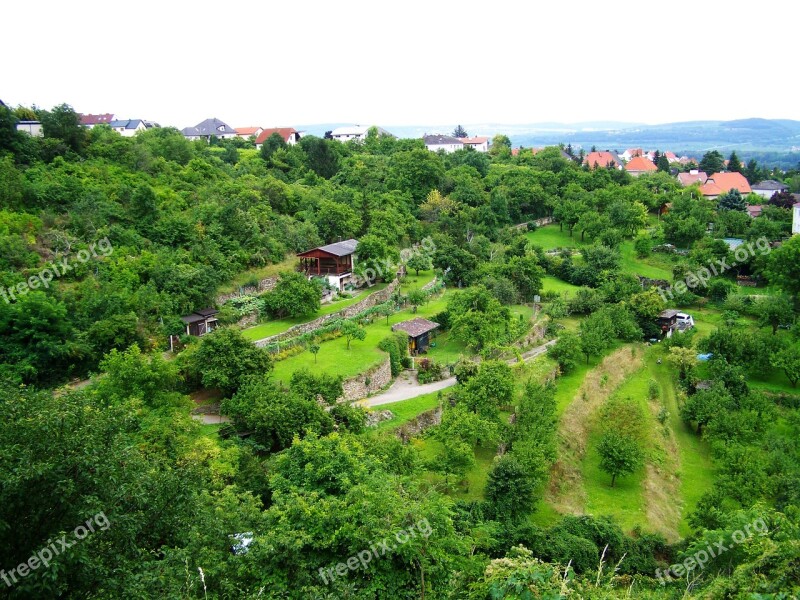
[369,391,442,432]
[542,275,582,296]
[399,270,436,293]
[241,283,389,341]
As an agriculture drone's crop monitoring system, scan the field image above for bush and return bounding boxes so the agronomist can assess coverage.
[432,310,450,331]
[417,358,446,384]
[379,332,409,377]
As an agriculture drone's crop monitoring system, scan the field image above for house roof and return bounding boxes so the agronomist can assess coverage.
[678,171,708,186]
[80,113,114,125]
[392,317,440,338]
[625,156,657,172]
[459,136,489,144]
[181,118,236,137]
[584,151,619,169]
[659,309,680,319]
[331,125,370,137]
[624,148,643,157]
[707,172,752,194]
[424,134,463,145]
[699,181,724,196]
[752,179,787,191]
[236,126,262,136]
[108,119,144,129]
[298,239,359,258]
[746,205,763,218]
[254,127,298,144]
[181,308,219,324]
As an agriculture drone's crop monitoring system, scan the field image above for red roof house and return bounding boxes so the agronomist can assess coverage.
[255,127,300,147]
[584,151,621,169]
[625,156,658,176]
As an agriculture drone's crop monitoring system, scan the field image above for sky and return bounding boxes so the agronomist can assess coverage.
[3,0,798,131]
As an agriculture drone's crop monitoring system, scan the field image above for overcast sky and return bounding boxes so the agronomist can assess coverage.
[3,0,797,131]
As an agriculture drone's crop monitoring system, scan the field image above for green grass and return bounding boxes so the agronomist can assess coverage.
[271,290,465,384]
[399,270,436,294]
[370,392,442,432]
[647,344,715,535]
[542,275,581,296]
[415,437,496,501]
[241,283,389,341]
[216,256,298,295]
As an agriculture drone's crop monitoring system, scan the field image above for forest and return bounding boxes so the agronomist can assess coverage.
[1,103,799,598]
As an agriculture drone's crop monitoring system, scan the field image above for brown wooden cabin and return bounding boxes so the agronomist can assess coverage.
[181,308,219,337]
[392,317,440,355]
[297,239,358,291]
[657,309,679,336]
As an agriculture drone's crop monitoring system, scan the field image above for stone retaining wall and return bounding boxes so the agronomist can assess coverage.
[254,279,399,347]
[340,358,392,401]
[217,275,279,305]
[420,277,438,292]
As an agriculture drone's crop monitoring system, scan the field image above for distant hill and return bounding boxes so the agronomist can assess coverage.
[298,118,800,153]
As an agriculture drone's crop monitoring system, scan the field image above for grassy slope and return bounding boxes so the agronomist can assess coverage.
[241,283,389,341]
[216,256,298,295]
[369,391,442,433]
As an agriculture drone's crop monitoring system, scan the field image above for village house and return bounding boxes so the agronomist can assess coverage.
[746,205,764,218]
[392,317,439,355]
[423,134,464,153]
[80,113,115,128]
[458,136,490,152]
[583,151,622,170]
[793,201,800,235]
[751,179,788,199]
[297,239,359,291]
[625,156,658,177]
[108,119,151,137]
[699,172,751,200]
[330,125,394,142]
[621,148,643,161]
[181,118,238,141]
[235,126,264,139]
[254,127,301,148]
[677,170,708,186]
[16,121,42,136]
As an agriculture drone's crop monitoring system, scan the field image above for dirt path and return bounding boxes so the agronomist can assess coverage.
[546,346,644,516]
[361,340,556,408]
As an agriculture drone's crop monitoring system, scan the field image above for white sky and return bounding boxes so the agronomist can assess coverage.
[2,0,797,130]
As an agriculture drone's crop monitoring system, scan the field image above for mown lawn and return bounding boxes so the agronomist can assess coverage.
[369,392,442,432]
[241,283,389,341]
[399,270,436,294]
[542,275,581,296]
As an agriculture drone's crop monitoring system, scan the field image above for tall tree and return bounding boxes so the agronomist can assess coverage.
[452,124,468,138]
[597,431,642,487]
[727,151,743,173]
[699,150,724,175]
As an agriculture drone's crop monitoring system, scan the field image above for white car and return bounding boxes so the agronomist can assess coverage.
[676,313,694,331]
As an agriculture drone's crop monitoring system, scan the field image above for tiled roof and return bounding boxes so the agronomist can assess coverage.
[236,126,262,136]
[752,179,787,191]
[746,205,763,218]
[424,134,463,145]
[459,136,489,144]
[700,181,724,196]
[678,172,708,186]
[254,127,298,144]
[80,113,114,125]
[625,156,657,172]
[584,151,619,168]
[182,118,236,137]
[392,317,440,338]
[707,172,752,194]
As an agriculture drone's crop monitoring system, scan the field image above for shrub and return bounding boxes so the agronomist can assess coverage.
[417,358,446,384]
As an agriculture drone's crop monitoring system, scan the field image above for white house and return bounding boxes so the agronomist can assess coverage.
[108,119,149,137]
[181,118,238,141]
[751,180,788,200]
[793,202,800,235]
[16,121,43,136]
[423,134,464,153]
[235,126,264,139]
[459,136,490,152]
[330,125,394,142]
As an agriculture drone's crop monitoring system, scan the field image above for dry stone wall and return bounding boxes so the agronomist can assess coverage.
[340,359,392,401]
[217,276,279,305]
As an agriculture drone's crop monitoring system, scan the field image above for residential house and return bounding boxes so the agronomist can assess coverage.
[664,151,679,163]
[297,239,359,291]
[180,308,219,337]
[181,118,237,141]
[16,121,42,136]
[751,179,788,199]
[458,136,490,152]
[254,127,301,148]
[423,134,464,153]
[793,202,800,235]
[699,172,751,199]
[746,205,763,218]
[625,156,658,177]
[330,125,394,142]
[677,170,708,186]
[583,151,622,169]
[80,113,114,128]
[621,148,643,161]
[235,126,263,139]
[108,119,149,137]
[391,317,439,355]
